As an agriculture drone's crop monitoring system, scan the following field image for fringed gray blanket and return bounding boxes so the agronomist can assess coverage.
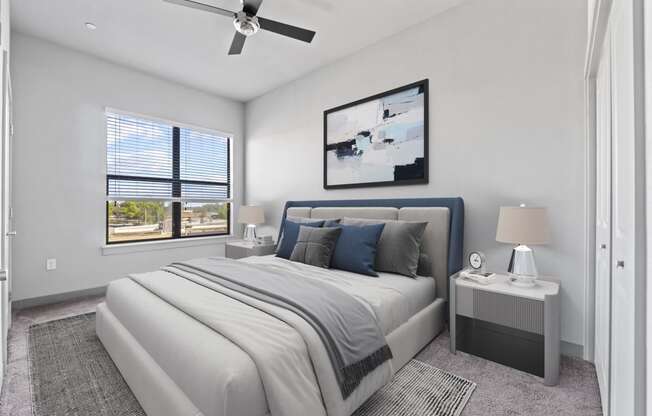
[166,257,393,398]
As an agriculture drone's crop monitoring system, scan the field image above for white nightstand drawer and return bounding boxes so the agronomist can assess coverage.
[456,285,544,335]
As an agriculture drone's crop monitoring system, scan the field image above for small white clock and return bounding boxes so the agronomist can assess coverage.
[468,251,487,273]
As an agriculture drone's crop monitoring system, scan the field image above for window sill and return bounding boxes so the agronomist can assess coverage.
[101,234,234,256]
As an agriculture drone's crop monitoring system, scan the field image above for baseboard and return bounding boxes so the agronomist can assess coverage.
[13,286,107,310]
[561,340,584,358]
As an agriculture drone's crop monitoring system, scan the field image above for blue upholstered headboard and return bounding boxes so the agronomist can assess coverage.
[279,197,465,279]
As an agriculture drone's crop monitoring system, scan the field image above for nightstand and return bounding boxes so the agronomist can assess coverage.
[449,273,561,386]
[225,240,276,259]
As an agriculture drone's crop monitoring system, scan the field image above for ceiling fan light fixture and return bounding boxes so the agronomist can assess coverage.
[233,12,260,36]
[163,0,316,55]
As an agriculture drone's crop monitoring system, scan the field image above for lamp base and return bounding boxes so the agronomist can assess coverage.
[508,274,537,288]
[243,224,257,242]
[507,244,538,288]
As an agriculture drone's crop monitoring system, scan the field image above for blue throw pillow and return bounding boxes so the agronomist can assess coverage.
[276,219,325,259]
[331,223,385,276]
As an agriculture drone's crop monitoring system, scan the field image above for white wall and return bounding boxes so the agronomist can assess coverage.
[11,33,244,301]
[245,0,587,348]
[588,0,597,37]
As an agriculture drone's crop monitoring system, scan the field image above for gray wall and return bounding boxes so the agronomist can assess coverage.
[11,33,245,301]
[245,0,587,347]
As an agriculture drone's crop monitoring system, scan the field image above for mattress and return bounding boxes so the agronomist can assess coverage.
[102,256,437,416]
[239,255,436,335]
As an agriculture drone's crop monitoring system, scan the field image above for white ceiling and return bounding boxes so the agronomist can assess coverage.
[11,0,464,101]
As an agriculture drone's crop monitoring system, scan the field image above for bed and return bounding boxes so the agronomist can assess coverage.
[96,197,464,416]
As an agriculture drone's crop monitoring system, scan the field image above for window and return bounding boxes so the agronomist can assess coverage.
[106,111,231,244]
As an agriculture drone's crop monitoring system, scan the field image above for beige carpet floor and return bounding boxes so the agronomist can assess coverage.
[0,296,602,416]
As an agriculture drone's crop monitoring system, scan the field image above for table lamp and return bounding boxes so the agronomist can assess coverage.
[496,205,550,287]
[238,205,265,243]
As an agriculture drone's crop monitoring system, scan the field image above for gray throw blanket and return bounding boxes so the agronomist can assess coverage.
[166,257,392,398]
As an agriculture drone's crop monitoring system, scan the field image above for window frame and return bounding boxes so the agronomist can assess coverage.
[105,109,233,245]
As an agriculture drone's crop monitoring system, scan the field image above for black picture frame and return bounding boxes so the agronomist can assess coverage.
[323,79,429,190]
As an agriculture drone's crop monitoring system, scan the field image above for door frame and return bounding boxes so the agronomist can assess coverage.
[2,52,10,334]
[630,3,647,415]
[644,0,652,414]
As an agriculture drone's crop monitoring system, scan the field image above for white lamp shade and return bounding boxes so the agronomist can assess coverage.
[238,206,265,225]
[496,206,550,245]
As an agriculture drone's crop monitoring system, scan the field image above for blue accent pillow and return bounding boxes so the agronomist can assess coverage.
[331,223,385,276]
[276,219,325,259]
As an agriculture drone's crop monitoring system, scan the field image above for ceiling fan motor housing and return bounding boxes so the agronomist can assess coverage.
[234,11,260,36]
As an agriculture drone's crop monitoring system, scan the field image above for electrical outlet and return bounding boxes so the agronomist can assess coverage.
[46,258,57,271]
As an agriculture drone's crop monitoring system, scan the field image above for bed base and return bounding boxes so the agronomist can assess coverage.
[96,303,203,416]
[96,298,445,416]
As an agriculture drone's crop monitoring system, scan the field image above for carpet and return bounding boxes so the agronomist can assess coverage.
[28,313,475,416]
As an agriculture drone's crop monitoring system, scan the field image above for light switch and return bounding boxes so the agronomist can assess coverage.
[46,258,57,271]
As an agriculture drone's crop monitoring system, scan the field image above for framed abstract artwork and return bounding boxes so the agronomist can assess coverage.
[323,79,429,189]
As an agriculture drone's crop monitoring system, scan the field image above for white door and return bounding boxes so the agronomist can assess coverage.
[594,31,611,416]
[609,0,638,414]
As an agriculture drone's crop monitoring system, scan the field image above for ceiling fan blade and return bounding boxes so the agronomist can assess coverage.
[257,17,316,43]
[163,0,235,18]
[228,32,247,55]
[242,0,263,16]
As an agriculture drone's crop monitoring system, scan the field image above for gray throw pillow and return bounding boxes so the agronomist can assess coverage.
[290,226,342,268]
[417,252,432,277]
[340,217,428,278]
[323,218,341,227]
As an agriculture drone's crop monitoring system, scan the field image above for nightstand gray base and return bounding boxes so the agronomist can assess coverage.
[450,274,560,386]
[454,316,545,377]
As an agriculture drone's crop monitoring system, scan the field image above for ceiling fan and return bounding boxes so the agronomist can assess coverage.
[163,0,316,55]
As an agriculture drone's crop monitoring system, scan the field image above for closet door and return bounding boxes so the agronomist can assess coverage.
[609,0,638,414]
[594,32,611,416]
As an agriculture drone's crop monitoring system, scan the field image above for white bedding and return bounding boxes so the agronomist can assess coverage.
[101,256,437,416]
[241,255,437,334]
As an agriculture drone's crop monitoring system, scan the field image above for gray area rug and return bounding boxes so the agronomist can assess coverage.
[28,313,145,416]
[353,360,476,416]
[28,313,475,416]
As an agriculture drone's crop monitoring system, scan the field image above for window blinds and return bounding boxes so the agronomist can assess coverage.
[180,128,229,183]
[106,112,230,201]
[180,127,230,201]
[107,114,173,179]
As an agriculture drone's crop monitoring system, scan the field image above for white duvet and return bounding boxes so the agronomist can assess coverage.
[241,256,437,334]
[104,255,436,416]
